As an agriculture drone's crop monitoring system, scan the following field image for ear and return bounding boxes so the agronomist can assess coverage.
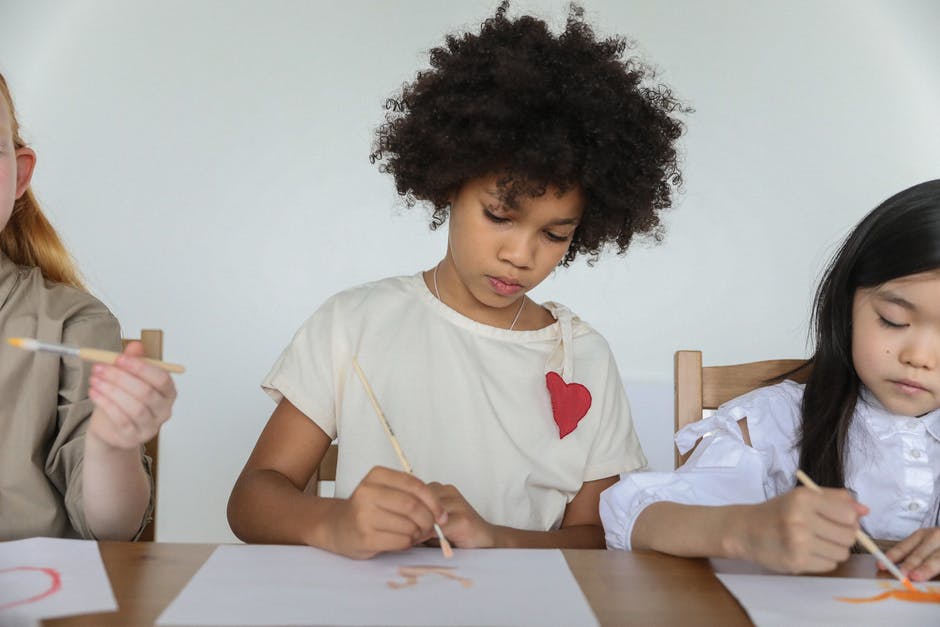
[14,146,36,199]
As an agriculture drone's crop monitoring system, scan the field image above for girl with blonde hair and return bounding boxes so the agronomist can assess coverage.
[0,72,178,540]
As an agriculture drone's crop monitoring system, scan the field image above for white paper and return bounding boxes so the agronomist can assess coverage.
[0,538,116,624]
[158,545,598,626]
[716,573,940,627]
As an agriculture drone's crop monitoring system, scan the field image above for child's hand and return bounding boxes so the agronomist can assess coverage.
[86,341,177,450]
[884,528,940,582]
[330,466,446,559]
[736,487,866,573]
[427,482,497,548]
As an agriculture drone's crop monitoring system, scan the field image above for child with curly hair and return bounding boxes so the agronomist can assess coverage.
[228,2,685,559]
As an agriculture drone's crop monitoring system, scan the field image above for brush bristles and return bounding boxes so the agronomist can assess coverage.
[440,536,454,559]
[433,523,454,559]
[6,337,37,350]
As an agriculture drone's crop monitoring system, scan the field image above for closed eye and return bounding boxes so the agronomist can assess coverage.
[544,230,572,243]
[878,315,907,329]
[483,208,510,223]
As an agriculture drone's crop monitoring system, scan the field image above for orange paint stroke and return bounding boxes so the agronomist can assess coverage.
[837,585,940,605]
[388,565,473,590]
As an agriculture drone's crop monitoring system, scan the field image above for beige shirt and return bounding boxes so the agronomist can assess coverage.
[263,274,646,532]
[0,251,150,540]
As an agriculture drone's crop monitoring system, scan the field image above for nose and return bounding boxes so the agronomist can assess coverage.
[498,231,536,269]
[899,334,938,370]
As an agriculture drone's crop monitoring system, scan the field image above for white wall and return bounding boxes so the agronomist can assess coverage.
[2,0,938,542]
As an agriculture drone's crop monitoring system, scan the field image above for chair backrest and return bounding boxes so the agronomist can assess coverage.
[121,329,164,541]
[318,444,338,483]
[305,444,338,496]
[674,350,811,468]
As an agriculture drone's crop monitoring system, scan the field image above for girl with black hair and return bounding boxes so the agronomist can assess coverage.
[602,179,940,582]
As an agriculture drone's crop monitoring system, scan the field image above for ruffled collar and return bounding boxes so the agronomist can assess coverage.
[857,386,940,443]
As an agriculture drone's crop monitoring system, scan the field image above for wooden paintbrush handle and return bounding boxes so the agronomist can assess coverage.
[853,531,881,555]
[78,348,186,373]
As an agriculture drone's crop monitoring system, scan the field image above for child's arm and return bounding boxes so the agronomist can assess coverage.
[630,487,866,573]
[83,341,176,540]
[884,528,940,582]
[227,399,447,559]
[602,403,868,574]
[428,476,617,549]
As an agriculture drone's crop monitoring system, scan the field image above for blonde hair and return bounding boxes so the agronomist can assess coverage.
[0,73,84,289]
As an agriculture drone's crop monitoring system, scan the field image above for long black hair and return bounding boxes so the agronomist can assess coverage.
[800,179,940,487]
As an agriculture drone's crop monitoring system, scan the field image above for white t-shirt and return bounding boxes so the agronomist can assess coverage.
[600,380,940,549]
[263,273,646,531]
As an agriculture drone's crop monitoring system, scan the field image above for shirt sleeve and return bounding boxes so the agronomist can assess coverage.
[599,381,804,550]
[261,295,342,438]
[582,349,647,481]
[45,309,128,539]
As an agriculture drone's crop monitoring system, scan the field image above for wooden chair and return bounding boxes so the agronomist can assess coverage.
[316,445,338,484]
[673,350,811,468]
[300,439,337,496]
[305,444,338,496]
[121,329,165,541]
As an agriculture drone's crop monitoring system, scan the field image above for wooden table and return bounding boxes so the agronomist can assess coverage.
[43,543,888,626]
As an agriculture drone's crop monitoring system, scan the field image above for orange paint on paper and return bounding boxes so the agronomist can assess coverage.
[837,583,940,605]
[388,565,473,590]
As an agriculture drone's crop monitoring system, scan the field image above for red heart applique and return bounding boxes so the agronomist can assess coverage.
[545,371,592,439]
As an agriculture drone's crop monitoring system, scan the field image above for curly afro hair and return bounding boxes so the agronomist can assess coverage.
[371,2,687,265]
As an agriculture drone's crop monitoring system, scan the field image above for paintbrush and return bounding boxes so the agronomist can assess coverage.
[6,337,185,374]
[351,357,453,559]
[795,469,920,592]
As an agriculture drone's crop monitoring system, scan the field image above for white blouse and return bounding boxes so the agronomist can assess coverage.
[600,380,940,550]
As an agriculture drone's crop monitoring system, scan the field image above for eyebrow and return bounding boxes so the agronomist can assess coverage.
[483,190,580,226]
[544,217,580,226]
[874,291,916,311]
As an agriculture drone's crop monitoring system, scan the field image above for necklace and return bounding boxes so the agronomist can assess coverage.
[433,264,526,330]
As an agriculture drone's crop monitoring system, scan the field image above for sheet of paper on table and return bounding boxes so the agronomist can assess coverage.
[716,573,939,627]
[157,545,599,626]
[0,537,116,624]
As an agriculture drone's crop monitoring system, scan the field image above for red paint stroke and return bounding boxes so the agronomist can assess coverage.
[837,584,940,604]
[0,566,63,611]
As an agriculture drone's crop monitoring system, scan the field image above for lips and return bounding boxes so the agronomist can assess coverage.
[487,275,524,296]
[891,379,928,394]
